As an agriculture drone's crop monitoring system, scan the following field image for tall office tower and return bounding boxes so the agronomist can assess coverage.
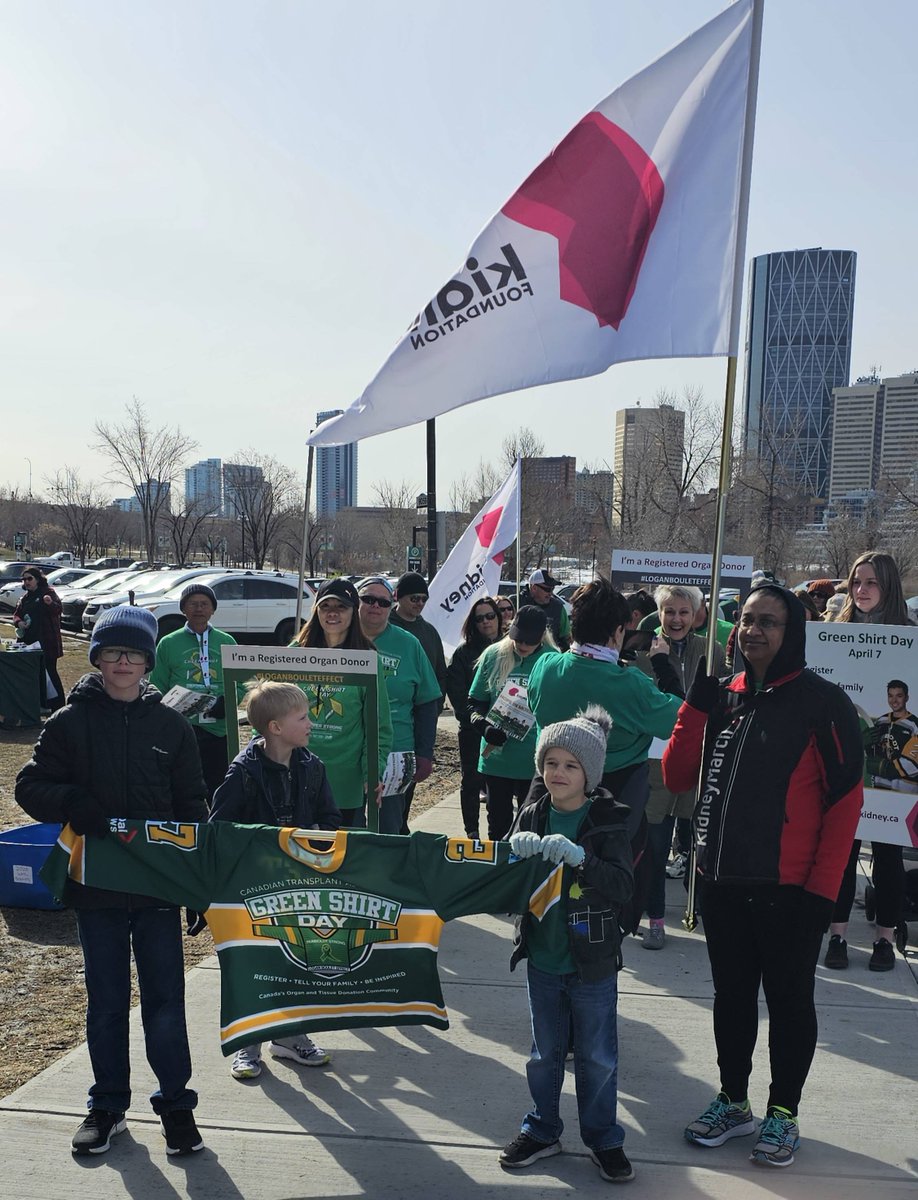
[828,377,883,503]
[742,248,856,501]
[315,410,358,516]
[830,371,918,507]
[184,458,223,515]
[223,463,265,518]
[612,404,685,531]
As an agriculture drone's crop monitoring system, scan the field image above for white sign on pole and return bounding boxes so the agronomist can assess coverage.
[806,623,918,848]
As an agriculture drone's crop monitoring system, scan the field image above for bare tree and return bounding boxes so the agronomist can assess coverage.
[163,492,215,566]
[224,452,298,570]
[370,479,420,568]
[45,468,110,565]
[93,400,197,564]
[500,428,545,472]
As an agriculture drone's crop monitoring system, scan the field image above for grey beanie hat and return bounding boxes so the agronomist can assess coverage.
[535,705,613,792]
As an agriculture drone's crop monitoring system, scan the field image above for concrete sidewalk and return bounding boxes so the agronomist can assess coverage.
[2,792,917,1199]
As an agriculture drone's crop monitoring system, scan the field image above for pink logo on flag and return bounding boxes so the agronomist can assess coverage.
[475,506,504,548]
[502,112,664,329]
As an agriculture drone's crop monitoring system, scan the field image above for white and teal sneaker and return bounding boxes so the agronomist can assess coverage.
[750,1106,800,1168]
[684,1092,756,1146]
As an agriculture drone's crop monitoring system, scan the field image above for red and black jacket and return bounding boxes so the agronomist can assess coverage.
[662,586,863,903]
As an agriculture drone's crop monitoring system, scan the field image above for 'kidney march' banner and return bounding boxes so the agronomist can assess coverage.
[806,623,918,848]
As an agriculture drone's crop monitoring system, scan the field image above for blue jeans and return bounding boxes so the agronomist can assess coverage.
[77,906,197,1115]
[522,963,625,1150]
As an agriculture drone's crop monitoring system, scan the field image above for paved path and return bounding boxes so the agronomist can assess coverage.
[2,791,916,1198]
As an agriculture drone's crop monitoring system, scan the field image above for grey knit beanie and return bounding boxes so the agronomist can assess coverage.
[535,705,613,792]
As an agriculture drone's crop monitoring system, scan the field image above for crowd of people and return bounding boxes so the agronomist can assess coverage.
[10,555,912,1181]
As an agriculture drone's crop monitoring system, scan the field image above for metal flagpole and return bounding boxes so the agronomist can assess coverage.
[683,0,764,932]
[426,419,438,579]
[295,444,315,636]
[515,457,522,605]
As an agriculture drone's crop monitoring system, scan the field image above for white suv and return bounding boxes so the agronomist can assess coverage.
[138,571,316,643]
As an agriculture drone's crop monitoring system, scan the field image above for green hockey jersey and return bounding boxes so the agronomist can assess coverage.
[43,823,562,1054]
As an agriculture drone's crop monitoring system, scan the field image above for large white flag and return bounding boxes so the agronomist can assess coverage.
[425,462,520,659]
[310,0,756,447]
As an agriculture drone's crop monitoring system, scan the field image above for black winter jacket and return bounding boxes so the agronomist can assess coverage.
[445,640,489,728]
[210,738,341,830]
[509,787,634,980]
[15,673,207,909]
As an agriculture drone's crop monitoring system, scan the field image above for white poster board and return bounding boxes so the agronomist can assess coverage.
[806,623,918,849]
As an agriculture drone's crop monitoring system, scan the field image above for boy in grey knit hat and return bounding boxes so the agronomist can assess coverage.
[500,706,636,1184]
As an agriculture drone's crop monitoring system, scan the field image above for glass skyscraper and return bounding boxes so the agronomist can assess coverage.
[742,248,856,500]
[315,410,357,516]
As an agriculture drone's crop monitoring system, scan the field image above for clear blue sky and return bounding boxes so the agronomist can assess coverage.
[2,0,915,505]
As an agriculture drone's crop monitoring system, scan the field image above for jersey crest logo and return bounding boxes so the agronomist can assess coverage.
[245,887,402,977]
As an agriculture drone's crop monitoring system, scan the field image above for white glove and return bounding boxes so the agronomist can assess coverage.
[540,833,586,868]
[510,831,543,859]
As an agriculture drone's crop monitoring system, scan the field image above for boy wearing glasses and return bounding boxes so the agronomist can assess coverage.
[16,604,208,1159]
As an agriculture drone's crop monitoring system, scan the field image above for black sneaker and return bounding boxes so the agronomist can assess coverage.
[160,1109,204,1155]
[72,1110,127,1155]
[824,934,848,969]
[868,937,895,971]
[592,1146,635,1182]
[499,1132,562,1168]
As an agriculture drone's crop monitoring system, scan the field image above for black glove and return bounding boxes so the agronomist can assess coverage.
[64,791,110,838]
[685,660,719,714]
[483,724,508,747]
[207,694,226,719]
[186,910,207,937]
[650,652,683,697]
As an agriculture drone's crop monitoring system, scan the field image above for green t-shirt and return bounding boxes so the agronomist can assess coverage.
[469,642,552,780]
[526,801,591,974]
[528,650,680,775]
[293,655,393,810]
[148,624,238,739]
[372,623,442,753]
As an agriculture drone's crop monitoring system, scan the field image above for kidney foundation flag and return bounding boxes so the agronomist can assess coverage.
[309,0,757,448]
[424,461,520,658]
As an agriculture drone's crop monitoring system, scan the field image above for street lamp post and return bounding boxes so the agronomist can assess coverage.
[24,458,32,502]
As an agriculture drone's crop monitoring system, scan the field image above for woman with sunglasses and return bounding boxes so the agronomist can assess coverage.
[825,551,915,972]
[445,597,502,839]
[468,605,558,841]
[496,596,516,636]
[12,565,65,710]
[357,578,442,834]
[293,578,392,828]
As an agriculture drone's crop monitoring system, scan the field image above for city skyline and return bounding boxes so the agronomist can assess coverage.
[2,2,916,506]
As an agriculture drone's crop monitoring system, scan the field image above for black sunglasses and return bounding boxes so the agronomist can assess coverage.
[359,594,392,609]
[497,605,514,613]
[21,576,36,582]
[475,612,497,623]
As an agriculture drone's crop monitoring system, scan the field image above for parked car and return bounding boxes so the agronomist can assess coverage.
[140,571,316,644]
[0,561,38,585]
[88,556,136,569]
[34,551,76,567]
[81,567,231,631]
[60,567,154,631]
